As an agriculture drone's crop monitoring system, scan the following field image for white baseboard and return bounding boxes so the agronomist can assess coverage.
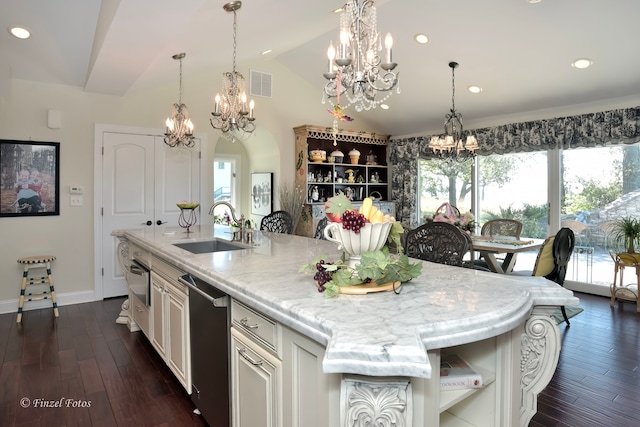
[0,290,99,315]
[564,280,610,297]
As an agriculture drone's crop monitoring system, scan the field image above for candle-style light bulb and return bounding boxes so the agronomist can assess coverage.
[339,30,349,59]
[249,99,255,119]
[327,41,336,73]
[214,94,220,114]
[384,32,393,63]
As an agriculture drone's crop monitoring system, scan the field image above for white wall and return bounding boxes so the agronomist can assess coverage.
[0,57,383,312]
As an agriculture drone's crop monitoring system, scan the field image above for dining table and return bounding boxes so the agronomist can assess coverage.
[470,236,546,274]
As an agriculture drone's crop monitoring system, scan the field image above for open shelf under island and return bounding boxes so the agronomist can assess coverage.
[114,225,579,427]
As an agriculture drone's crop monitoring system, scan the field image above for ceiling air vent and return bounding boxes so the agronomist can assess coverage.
[250,70,272,98]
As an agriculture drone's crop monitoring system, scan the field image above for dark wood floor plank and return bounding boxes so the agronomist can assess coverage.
[85,390,117,427]
[0,359,21,405]
[0,292,638,426]
[78,358,104,396]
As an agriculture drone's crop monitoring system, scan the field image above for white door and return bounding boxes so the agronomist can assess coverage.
[98,127,200,299]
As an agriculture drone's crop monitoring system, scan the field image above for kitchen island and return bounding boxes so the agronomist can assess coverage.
[116,225,578,427]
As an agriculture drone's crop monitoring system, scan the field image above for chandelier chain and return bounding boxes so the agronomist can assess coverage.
[232,9,237,76]
[451,63,456,116]
[178,55,183,105]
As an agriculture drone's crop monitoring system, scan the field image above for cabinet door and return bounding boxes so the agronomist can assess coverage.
[231,328,282,427]
[282,327,340,427]
[167,282,190,391]
[150,272,167,359]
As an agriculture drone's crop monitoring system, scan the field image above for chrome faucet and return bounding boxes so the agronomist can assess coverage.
[209,201,246,240]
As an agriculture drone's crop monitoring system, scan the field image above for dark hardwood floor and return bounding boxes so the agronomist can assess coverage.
[0,292,637,426]
[0,298,207,427]
[530,292,640,427]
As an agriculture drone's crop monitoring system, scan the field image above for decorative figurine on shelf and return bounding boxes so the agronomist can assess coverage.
[310,186,319,202]
[345,169,355,183]
[325,171,332,183]
[366,150,378,165]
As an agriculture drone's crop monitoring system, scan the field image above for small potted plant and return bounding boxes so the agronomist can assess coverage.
[611,216,640,254]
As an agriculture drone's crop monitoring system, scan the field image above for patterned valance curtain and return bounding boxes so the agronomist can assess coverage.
[390,106,640,225]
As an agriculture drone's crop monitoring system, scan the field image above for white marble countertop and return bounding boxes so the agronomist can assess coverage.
[117,225,579,379]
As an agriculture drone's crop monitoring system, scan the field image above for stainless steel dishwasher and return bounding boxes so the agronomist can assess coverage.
[179,274,230,427]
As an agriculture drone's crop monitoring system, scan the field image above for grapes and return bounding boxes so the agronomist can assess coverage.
[313,260,334,292]
[341,210,368,234]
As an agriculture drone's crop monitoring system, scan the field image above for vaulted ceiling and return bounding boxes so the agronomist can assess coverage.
[2,0,639,136]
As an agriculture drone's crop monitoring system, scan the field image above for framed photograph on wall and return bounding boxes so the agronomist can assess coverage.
[0,140,60,217]
[251,172,273,216]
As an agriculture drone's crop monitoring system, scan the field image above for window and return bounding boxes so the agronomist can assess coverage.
[418,159,472,221]
[212,155,240,218]
[477,152,548,239]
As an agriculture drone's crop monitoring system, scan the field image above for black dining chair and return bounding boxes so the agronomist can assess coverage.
[542,227,576,325]
[513,227,576,325]
[260,210,294,234]
[404,222,471,267]
[481,219,523,239]
[475,219,523,270]
[314,217,329,240]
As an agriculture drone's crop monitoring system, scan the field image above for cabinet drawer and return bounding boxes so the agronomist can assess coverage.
[151,255,186,289]
[231,300,280,355]
[130,243,151,267]
[130,291,149,337]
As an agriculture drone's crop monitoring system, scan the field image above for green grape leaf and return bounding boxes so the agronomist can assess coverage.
[387,221,405,252]
[324,194,354,216]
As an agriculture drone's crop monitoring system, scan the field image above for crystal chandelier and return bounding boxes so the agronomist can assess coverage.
[164,53,195,148]
[429,62,478,161]
[210,1,256,142]
[322,0,399,112]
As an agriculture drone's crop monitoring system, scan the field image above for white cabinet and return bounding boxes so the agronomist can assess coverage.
[150,269,191,393]
[231,327,282,427]
[231,300,282,427]
[282,327,340,427]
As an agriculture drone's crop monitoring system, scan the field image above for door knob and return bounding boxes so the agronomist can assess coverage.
[156,220,167,225]
[145,220,152,226]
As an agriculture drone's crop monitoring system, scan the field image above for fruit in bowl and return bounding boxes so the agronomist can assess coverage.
[323,195,404,266]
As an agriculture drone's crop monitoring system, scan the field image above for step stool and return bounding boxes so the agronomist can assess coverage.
[17,255,59,323]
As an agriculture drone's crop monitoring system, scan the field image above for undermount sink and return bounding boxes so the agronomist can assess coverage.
[173,239,245,254]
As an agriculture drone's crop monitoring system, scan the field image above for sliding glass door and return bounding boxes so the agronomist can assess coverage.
[476,152,549,239]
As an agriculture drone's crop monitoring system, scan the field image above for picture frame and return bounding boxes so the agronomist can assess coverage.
[0,140,60,217]
[251,172,273,216]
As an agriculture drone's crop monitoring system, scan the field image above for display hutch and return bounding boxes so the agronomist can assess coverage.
[293,124,395,237]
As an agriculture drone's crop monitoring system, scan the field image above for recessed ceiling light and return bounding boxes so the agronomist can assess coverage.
[380,104,389,110]
[414,34,429,44]
[571,58,593,69]
[9,26,30,39]
[468,85,482,94]
[527,0,542,3]
[261,49,272,55]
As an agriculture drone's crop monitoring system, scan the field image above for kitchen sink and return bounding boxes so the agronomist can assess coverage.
[173,239,245,254]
